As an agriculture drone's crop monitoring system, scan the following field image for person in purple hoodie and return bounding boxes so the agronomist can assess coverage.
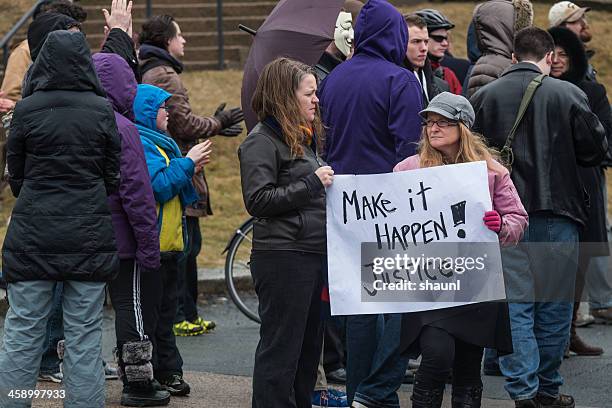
[92,53,171,407]
[317,0,423,406]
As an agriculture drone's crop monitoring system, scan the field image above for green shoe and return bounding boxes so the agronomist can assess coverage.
[191,316,216,332]
[173,320,205,337]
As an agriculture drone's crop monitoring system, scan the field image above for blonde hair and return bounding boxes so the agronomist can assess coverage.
[418,122,504,172]
[251,57,324,158]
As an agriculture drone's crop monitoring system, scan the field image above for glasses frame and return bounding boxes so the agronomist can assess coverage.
[422,119,459,128]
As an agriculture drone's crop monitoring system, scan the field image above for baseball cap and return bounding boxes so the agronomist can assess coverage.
[419,92,475,128]
[548,1,590,27]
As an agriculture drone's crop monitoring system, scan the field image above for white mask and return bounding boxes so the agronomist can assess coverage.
[334,12,354,58]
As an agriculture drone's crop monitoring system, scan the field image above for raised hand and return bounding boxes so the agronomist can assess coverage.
[102,0,133,36]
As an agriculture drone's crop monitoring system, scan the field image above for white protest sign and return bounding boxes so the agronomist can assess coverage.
[326,161,505,315]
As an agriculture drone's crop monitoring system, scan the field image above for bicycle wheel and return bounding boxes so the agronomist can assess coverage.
[224,217,260,323]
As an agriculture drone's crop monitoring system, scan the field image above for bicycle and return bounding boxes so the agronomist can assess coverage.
[223,216,260,323]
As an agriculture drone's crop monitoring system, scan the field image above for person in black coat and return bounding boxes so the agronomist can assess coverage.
[0,30,120,407]
[239,57,332,408]
[549,26,612,356]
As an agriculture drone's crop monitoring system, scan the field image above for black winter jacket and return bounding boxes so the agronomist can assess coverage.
[238,118,326,254]
[471,62,607,226]
[2,31,121,282]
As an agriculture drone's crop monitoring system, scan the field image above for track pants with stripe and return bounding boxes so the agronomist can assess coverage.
[109,259,162,384]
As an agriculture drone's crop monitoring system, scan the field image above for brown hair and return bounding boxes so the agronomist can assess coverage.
[418,122,504,172]
[403,13,427,30]
[252,57,324,157]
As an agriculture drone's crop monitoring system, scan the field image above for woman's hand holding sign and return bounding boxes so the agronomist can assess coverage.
[483,210,502,233]
[315,166,334,187]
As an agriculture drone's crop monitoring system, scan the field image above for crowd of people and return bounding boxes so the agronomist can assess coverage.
[0,0,610,407]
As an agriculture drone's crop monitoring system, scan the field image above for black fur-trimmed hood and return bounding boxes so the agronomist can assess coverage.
[548,26,588,84]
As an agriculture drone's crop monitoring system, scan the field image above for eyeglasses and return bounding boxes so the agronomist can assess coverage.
[429,34,448,43]
[159,106,169,112]
[422,119,458,128]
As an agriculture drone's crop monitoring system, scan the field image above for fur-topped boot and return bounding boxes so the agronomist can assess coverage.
[117,340,170,407]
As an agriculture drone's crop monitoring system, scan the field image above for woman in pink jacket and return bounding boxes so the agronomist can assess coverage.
[394,92,528,408]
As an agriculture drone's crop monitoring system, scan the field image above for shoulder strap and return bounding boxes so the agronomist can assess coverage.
[502,74,545,153]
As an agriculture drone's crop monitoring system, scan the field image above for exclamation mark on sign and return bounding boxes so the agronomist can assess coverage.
[451,201,466,239]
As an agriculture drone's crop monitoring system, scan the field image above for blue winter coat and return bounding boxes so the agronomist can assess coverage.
[318,0,423,175]
[133,84,198,253]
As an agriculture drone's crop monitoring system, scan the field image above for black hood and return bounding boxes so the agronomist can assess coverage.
[548,26,588,85]
[138,44,184,75]
[28,12,79,62]
[24,30,105,97]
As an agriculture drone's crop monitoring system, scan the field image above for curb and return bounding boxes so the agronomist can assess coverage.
[0,269,252,317]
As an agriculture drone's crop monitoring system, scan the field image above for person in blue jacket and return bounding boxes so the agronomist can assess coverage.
[317,0,423,406]
[132,83,212,397]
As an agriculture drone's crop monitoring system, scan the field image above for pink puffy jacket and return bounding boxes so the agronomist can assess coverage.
[393,155,528,246]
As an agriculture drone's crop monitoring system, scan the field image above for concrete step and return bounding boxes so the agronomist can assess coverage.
[81,15,267,35]
[82,2,276,19]
[86,30,253,48]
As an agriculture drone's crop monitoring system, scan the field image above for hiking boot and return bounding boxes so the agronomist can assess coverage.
[569,333,603,356]
[173,320,205,337]
[591,307,612,324]
[121,383,170,407]
[159,374,190,396]
[535,394,575,407]
[191,316,216,331]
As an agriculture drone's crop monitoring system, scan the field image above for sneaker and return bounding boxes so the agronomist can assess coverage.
[38,371,63,383]
[121,384,170,407]
[535,394,575,407]
[173,320,205,337]
[327,388,348,401]
[104,362,119,380]
[312,389,349,407]
[591,307,612,325]
[159,374,190,396]
[191,316,216,331]
[574,311,595,327]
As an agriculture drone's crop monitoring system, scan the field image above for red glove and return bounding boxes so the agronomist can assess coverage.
[483,210,502,233]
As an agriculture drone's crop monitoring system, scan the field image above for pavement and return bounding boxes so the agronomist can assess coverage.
[1,289,611,408]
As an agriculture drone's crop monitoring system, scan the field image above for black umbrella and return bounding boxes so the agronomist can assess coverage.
[240,0,345,131]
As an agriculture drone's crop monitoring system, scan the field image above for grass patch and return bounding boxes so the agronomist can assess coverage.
[0,1,611,269]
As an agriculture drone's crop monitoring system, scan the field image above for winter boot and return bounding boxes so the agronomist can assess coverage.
[410,380,445,408]
[451,385,483,408]
[117,340,170,407]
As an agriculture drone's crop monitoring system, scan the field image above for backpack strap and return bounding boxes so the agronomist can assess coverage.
[500,74,545,165]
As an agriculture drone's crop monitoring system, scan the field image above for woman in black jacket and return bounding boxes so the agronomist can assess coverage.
[549,26,612,356]
[0,30,120,407]
[238,57,333,408]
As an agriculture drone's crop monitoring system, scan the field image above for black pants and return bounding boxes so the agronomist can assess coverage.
[416,326,483,389]
[323,318,345,373]
[109,259,161,383]
[251,250,324,408]
[153,255,184,380]
[175,216,201,323]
